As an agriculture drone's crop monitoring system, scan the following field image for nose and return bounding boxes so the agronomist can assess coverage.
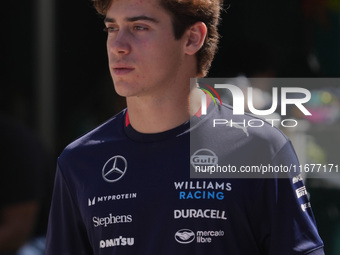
[107,30,131,55]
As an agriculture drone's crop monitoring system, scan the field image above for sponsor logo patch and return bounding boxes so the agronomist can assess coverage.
[175,229,224,244]
[102,155,128,183]
[93,214,132,227]
[174,209,227,220]
[175,229,195,244]
[296,186,308,199]
[100,236,134,248]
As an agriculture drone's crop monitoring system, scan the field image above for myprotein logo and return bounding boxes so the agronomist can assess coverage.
[102,155,128,183]
[88,193,137,207]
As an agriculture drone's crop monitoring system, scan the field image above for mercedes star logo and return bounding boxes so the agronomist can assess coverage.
[102,155,128,183]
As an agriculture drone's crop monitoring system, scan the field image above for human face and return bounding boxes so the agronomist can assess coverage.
[105,0,188,98]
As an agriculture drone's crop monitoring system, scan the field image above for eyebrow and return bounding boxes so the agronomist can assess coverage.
[104,15,159,24]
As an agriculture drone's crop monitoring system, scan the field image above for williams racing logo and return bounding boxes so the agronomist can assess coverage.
[174,181,232,200]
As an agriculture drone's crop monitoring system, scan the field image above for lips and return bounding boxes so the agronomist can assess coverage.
[113,67,134,75]
[111,61,134,75]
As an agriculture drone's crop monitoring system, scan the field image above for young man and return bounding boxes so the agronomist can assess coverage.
[45,0,324,254]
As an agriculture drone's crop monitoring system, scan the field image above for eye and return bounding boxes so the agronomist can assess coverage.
[133,25,148,31]
[103,26,118,33]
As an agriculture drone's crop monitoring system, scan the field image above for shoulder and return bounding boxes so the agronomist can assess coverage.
[59,109,127,161]
[196,102,300,177]
[213,103,290,150]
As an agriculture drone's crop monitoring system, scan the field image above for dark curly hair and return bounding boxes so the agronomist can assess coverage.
[92,0,223,77]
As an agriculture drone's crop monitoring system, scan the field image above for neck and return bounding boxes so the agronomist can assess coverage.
[126,80,202,134]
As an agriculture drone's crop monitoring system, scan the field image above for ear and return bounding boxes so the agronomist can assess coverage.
[184,22,207,55]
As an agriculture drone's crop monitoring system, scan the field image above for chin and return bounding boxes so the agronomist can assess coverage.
[113,85,138,98]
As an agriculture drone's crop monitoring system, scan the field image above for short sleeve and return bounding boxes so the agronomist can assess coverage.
[261,142,325,255]
[45,163,93,255]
